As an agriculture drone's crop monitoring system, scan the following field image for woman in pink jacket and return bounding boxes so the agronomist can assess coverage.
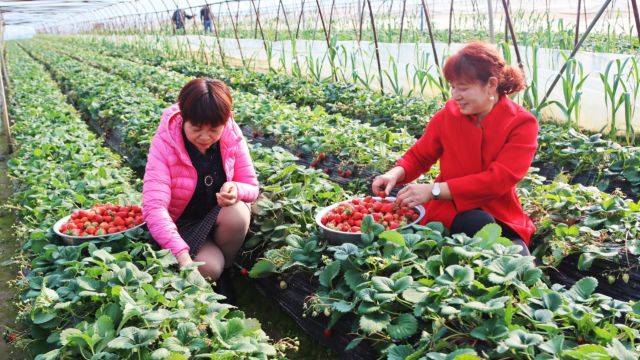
[142,78,259,297]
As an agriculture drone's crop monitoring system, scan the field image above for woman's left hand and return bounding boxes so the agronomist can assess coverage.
[395,183,433,208]
[216,182,238,207]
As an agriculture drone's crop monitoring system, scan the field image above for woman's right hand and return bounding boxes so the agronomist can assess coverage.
[372,166,405,196]
[176,251,194,268]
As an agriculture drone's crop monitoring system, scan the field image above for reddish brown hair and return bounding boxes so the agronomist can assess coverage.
[443,41,525,95]
[178,78,232,127]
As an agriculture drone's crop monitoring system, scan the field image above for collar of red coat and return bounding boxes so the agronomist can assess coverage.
[159,103,243,165]
[444,94,518,124]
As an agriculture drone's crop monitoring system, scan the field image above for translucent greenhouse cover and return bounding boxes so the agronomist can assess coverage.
[0,0,636,29]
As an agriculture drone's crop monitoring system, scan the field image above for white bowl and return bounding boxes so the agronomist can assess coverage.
[53,214,146,245]
[315,197,425,245]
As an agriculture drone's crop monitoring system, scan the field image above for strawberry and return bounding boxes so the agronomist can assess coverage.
[240,268,249,277]
[323,328,332,337]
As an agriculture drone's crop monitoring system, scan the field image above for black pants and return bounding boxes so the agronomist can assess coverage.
[450,209,530,256]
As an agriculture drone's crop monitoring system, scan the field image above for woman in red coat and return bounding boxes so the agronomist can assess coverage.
[372,42,538,255]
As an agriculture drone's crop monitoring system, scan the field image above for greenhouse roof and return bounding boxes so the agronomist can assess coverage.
[0,0,126,26]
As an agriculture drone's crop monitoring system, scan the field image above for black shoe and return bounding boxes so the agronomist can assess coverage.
[214,269,237,306]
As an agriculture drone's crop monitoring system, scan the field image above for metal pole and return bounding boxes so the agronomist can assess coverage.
[274,0,282,41]
[279,0,293,41]
[500,0,523,70]
[366,0,384,94]
[327,0,336,39]
[631,0,640,42]
[226,0,246,66]
[0,17,13,153]
[358,0,366,42]
[420,0,446,101]
[504,0,509,43]
[205,0,227,66]
[399,0,407,43]
[295,0,306,39]
[315,0,338,81]
[540,0,613,108]
[575,0,581,47]
[250,0,270,56]
[448,0,454,46]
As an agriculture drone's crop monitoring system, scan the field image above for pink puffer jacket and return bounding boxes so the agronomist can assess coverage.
[142,104,259,257]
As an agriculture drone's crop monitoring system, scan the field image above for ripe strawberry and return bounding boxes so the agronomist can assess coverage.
[323,328,332,337]
[377,190,387,198]
[240,268,249,277]
[6,332,17,343]
[344,169,352,177]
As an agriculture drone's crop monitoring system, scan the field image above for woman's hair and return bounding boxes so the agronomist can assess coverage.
[443,41,525,95]
[178,78,232,127]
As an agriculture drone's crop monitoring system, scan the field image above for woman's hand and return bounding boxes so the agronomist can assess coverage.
[396,182,450,208]
[372,167,406,195]
[176,251,194,268]
[216,181,238,207]
[395,184,433,208]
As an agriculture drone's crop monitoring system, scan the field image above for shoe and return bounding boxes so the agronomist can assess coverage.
[214,269,237,305]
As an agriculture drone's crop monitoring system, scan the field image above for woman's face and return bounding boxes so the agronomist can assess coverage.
[183,120,225,153]
[450,78,497,118]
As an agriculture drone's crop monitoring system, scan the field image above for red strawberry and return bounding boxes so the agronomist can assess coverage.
[323,328,332,337]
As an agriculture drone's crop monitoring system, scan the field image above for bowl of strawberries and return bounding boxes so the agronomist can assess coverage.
[315,195,425,244]
[53,203,145,245]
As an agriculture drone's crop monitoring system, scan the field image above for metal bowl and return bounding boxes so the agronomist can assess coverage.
[53,214,146,245]
[315,197,425,245]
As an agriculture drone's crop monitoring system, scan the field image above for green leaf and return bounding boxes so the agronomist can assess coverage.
[563,344,610,360]
[542,291,563,311]
[386,314,418,340]
[387,345,414,360]
[371,276,394,292]
[463,296,509,313]
[358,312,390,334]
[499,330,543,350]
[344,269,365,291]
[578,252,596,270]
[248,259,277,278]
[31,308,57,325]
[379,231,406,247]
[474,223,511,248]
[606,339,637,360]
[318,261,341,288]
[435,265,474,286]
[331,300,355,313]
[569,277,598,302]
[538,336,565,356]
[331,243,359,260]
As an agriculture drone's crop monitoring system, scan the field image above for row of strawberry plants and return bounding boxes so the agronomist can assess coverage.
[6,44,279,359]
[22,39,640,358]
[24,39,416,177]
[61,36,640,197]
[25,38,640,290]
[59,35,441,137]
[307,220,640,358]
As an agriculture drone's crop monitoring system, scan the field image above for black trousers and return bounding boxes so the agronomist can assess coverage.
[450,209,530,256]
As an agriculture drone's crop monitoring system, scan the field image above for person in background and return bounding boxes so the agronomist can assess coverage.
[143,78,259,304]
[171,7,193,34]
[372,41,538,256]
[201,5,213,33]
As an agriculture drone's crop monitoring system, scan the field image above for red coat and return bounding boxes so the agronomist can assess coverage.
[396,95,538,244]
